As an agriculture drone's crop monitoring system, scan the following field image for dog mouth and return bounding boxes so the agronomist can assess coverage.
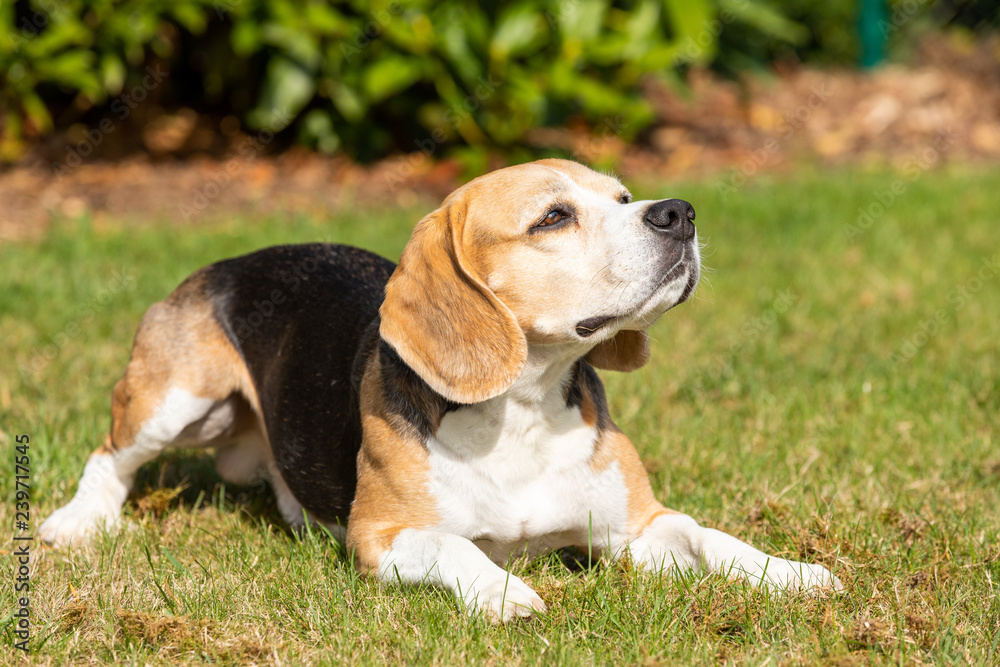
[574,246,699,339]
[676,261,700,304]
[575,315,615,338]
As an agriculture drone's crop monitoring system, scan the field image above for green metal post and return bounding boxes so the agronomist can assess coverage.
[860,0,888,68]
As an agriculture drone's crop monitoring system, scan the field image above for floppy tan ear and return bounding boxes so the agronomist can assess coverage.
[585,330,650,372]
[380,205,528,404]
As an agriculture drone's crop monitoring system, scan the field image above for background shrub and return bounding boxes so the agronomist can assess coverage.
[0,0,980,162]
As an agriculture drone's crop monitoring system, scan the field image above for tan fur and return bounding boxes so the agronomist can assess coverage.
[578,377,600,429]
[346,350,440,573]
[451,162,629,342]
[579,365,679,535]
[99,272,261,457]
[589,426,680,534]
[585,330,650,372]
[529,161,650,370]
[380,204,528,404]
[423,161,648,373]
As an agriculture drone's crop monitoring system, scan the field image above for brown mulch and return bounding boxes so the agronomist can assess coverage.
[2,34,998,242]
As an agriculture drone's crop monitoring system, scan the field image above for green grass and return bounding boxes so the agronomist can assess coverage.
[2,166,999,665]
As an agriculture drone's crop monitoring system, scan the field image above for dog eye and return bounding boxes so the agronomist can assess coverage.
[533,209,571,231]
[619,192,632,204]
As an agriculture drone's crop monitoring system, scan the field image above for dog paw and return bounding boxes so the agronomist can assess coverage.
[39,454,131,547]
[740,557,843,593]
[38,500,120,547]
[464,574,547,623]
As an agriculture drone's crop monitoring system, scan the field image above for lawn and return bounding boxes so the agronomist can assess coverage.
[2,166,999,665]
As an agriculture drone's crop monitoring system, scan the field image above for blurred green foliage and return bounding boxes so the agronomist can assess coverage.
[0,0,812,161]
[716,0,857,72]
[0,0,972,162]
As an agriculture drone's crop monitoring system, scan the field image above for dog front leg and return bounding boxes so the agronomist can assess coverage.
[626,513,842,592]
[370,528,547,621]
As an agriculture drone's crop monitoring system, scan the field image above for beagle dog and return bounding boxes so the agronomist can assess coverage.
[40,159,840,620]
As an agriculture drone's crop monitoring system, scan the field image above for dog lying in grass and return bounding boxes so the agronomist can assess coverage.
[40,159,841,620]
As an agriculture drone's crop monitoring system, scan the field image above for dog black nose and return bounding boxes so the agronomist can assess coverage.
[644,199,696,241]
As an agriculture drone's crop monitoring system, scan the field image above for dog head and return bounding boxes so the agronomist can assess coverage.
[380,159,700,404]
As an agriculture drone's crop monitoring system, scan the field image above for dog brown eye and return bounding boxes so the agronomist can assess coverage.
[534,209,569,230]
[619,192,632,204]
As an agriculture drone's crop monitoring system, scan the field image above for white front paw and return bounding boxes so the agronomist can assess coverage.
[463,574,546,623]
[39,454,130,547]
[38,499,121,547]
[739,557,843,592]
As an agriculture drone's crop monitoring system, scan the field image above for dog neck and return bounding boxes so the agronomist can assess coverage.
[431,341,597,462]
[505,341,593,406]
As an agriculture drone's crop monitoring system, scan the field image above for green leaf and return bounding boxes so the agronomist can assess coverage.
[170,2,209,34]
[260,21,322,69]
[330,82,365,123]
[302,3,348,35]
[437,21,482,85]
[33,50,101,96]
[490,3,545,62]
[21,91,52,132]
[585,33,634,65]
[719,0,809,45]
[663,0,713,39]
[624,0,660,51]
[384,10,435,56]
[22,19,91,59]
[100,54,125,95]
[249,55,315,130]
[662,0,715,62]
[0,110,25,161]
[231,19,261,57]
[301,109,341,153]
[363,54,423,102]
[555,0,609,41]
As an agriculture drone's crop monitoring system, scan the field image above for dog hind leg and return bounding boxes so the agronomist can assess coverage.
[40,281,255,547]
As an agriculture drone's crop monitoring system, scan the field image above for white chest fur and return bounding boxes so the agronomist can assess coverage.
[425,386,629,561]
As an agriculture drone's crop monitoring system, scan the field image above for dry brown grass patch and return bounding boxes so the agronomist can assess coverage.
[133,485,187,519]
[56,598,94,632]
[849,617,891,651]
[115,609,274,661]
